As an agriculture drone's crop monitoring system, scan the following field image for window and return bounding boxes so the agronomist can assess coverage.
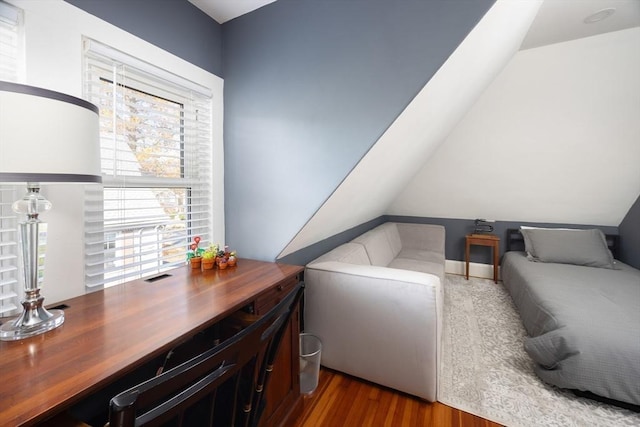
[0,0,22,82]
[0,0,23,318]
[83,39,213,288]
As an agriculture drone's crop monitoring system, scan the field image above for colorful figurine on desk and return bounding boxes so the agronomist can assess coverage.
[228,251,237,267]
[216,246,238,269]
[187,236,205,269]
[195,243,238,271]
[202,245,217,270]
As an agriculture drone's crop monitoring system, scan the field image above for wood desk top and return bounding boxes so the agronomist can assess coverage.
[0,260,303,427]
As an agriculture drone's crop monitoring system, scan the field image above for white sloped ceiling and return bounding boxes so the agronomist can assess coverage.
[389,26,640,226]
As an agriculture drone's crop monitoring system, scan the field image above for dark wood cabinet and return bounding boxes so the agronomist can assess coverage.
[255,276,302,427]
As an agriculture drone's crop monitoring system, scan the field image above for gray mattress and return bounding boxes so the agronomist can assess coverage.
[501,251,640,406]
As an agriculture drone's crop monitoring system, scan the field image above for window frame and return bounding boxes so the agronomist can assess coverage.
[83,38,218,289]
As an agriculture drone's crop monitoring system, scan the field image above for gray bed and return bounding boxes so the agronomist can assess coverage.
[501,228,640,407]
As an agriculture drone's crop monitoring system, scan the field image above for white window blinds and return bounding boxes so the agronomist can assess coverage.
[0,0,22,317]
[83,39,213,288]
[0,186,18,317]
[0,0,22,82]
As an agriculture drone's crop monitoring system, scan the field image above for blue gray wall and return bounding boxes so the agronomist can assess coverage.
[619,194,640,269]
[222,0,495,261]
[64,0,222,77]
[279,216,620,267]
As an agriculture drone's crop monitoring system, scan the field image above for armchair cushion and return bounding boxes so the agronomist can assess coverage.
[388,257,444,279]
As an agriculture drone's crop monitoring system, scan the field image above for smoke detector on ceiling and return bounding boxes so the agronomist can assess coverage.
[583,8,616,24]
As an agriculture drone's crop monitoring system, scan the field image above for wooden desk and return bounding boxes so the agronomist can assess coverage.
[465,234,500,284]
[0,260,304,427]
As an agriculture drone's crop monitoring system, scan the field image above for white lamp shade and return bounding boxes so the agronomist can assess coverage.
[0,82,101,184]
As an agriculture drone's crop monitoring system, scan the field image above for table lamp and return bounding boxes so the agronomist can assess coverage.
[0,81,101,341]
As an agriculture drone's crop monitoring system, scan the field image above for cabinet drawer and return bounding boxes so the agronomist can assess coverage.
[255,276,299,314]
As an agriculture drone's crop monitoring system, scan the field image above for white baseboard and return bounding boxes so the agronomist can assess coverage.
[445,260,500,281]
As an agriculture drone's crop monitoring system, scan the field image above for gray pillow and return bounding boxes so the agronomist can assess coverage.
[519,228,614,269]
[520,226,573,259]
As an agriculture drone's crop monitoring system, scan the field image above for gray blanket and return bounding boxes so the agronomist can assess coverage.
[501,251,640,406]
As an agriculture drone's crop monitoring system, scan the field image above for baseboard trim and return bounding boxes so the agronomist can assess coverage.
[445,260,500,281]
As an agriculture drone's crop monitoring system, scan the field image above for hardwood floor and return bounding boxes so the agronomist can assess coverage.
[292,368,502,427]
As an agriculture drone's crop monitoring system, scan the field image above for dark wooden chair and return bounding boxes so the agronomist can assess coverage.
[108,281,303,427]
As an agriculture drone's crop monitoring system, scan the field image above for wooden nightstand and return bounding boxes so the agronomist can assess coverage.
[465,233,500,284]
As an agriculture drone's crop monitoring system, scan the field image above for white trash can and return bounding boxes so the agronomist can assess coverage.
[299,333,322,395]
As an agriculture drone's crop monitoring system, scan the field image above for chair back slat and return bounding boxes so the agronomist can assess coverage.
[108,281,303,427]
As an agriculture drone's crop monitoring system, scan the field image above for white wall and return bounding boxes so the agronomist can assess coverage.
[6,0,224,303]
[390,27,640,225]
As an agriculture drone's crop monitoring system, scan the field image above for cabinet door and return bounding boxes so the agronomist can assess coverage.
[256,277,302,427]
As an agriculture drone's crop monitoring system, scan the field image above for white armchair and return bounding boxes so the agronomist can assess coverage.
[304,223,445,401]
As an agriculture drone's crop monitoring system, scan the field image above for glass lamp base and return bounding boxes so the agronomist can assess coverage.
[1,184,65,341]
[0,307,64,341]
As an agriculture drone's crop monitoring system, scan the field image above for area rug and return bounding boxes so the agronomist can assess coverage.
[438,274,640,427]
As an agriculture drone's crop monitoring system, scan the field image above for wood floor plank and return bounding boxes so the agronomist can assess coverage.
[345,376,371,425]
[326,374,362,425]
[292,368,503,427]
[432,401,453,427]
[372,386,393,426]
[299,371,341,426]
[361,398,380,427]
[418,402,434,425]
[383,393,399,427]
